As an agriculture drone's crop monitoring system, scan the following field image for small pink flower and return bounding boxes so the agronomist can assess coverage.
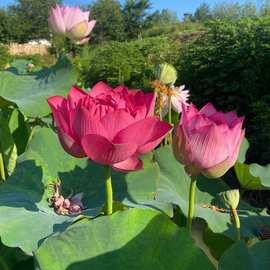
[48,82,172,172]
[162,85,189,116]
[48,4,96,44]
[173,103,245,178]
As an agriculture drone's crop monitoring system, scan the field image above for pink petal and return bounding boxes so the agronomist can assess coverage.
[186,114,213,133]
[85,20,96,36]
[90,82,113,97]
[181,103,198,126]
[199,103,217,117]
[202,130,245,178]
[129,91,147,120]
[144,92,155,116]
[58,130,86,158]
[48,5,66,33]
[81,134,137,165]
[83,11,90,21]
[112,157,143,172]
[173,125,192,165]
[188,124,229,169]
[75,37,90,45]
[68,86,87,108]
[63,6,85,31]
[224,111,238,126]
[113,117,172,155]
[71,107,107,140]
[226,120,244,155]
[101,110,135,140]
[47,96,69,132]
[209,112,229,125]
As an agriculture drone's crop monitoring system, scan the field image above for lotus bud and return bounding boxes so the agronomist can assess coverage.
[154,63,177,86]
[220,189,240,209]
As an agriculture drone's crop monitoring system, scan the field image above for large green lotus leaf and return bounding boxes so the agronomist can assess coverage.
[8,108,31,155]
[237,137,249,163]
[234,162,270,190]
[0,109,17,179]
[35,208,215,270]
[0,127,163,255]
[154,146,270,240]
[0,241,31,270]
[0,56,77,117]
[219,240,270,270]
[234,137,270,189]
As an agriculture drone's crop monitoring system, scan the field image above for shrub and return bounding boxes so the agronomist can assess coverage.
[74,37,180,90]
[0,44,10,69]
[177,17,270,164]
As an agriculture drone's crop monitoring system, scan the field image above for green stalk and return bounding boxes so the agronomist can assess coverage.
[0,153,6,181]
[168,95,173,143]
[104,165,113,215]
[187,176,197,232]
[232,208,241,241]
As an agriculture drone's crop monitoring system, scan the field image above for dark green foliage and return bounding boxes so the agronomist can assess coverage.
[178,17,270,164]
[0,44,10,69]
[1,0,60,43]
[75,37,180,89]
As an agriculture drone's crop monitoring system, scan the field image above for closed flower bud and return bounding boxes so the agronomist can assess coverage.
[173,103,245,178]
[48,5,96,44]
[154,63,177,86]
[220,189,240,209]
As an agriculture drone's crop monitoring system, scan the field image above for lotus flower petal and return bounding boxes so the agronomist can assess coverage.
[114,117,172,155]
[112,157,143,172]
[90,82,113,97]
[81,134,137,165]
[58,130,85,158]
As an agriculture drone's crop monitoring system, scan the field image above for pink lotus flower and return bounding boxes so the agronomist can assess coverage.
[48,4,96,44]
[48,82,172,171]
[173,103,245,178]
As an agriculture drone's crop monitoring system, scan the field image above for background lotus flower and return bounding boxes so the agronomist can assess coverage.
[161,85,189,116]
[48,82,172,172]
[173,103,245,178]
[48,4,96,44]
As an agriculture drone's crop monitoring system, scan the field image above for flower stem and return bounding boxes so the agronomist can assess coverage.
[104,165,113,215]
[231,208,241,241]
[0,153,6,181]
[187,176,197,232]
[168,95,173,143]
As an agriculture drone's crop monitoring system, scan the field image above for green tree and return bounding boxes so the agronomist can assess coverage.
[146,9,179,26]
[0,9,9,43]
[90,0,125,43]
[241,1,257,17]
[260,0,270,16]
[7,0,60,42]
[193,3,212,22]
[123,0,151,39]
[212,2,241,20]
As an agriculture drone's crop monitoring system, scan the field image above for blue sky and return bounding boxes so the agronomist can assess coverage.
[0,0,263,18]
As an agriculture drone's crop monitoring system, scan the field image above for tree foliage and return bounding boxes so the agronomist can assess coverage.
[178,17,270,164]
[90,0,126,43]
[123,0,151,39]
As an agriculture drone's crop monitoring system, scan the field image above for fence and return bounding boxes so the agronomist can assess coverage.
[8,43,50,55]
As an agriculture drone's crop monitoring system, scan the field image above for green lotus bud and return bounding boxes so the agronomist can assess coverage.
[154,63,177,86]
[220,189,240,209]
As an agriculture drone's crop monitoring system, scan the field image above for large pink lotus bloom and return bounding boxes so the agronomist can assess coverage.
[48,4,96,44]
[173,103,245,178]
[48,82,172,172]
